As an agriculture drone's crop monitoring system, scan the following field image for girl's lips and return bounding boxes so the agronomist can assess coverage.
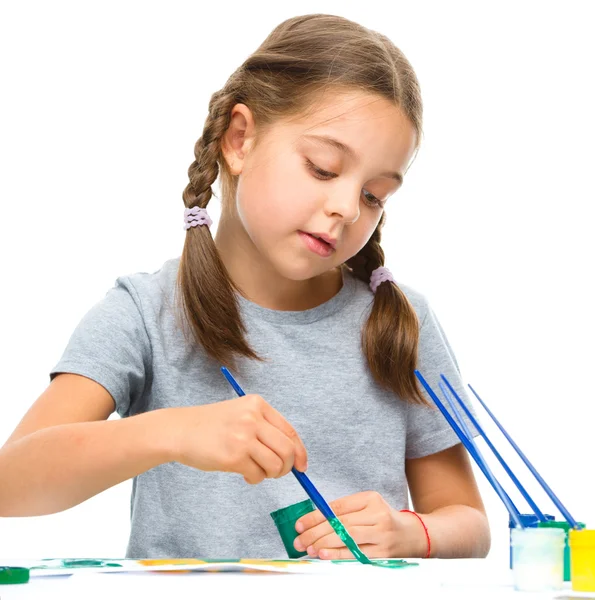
[298,231,335,257]
[307,232,337,249]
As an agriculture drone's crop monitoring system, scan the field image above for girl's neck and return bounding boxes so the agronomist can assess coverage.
[214,217,343,311]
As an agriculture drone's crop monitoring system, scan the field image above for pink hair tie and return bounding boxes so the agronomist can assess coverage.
[369,266,395,293]
[184,206,212,230]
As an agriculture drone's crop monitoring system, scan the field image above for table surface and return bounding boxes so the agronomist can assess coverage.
[0,558,592,600]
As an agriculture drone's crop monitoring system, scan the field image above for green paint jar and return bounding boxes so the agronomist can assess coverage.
[270,498,315,558]
[538,520,586,581]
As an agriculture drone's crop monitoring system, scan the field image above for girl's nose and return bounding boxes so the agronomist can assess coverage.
[323,189,361,224]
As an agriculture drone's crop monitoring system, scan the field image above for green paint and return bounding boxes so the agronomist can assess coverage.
[332,558,418,569]
[199,559,241,563]
[329,519,419,569]
[270,559,314,563]
[329,517,373,565]
[62,560,122,568]
[34,559,123,569]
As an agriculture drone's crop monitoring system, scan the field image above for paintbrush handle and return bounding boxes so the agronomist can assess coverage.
[415,370,524,528]
[468,384,578,528]
[440,375,546,521]
[220,367,337,520]
[291,467,337,521]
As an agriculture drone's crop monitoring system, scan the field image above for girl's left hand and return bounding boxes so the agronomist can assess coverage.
[293,491,427,560]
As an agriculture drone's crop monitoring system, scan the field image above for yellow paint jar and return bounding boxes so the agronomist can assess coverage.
[569,528,595,592]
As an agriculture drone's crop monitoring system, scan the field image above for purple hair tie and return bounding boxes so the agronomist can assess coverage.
[369,266,395,293]
[184,206,212,230]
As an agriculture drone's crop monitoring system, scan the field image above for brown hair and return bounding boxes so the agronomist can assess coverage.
[176,13,427,404]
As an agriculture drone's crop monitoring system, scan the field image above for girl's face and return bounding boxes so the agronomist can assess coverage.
[222,90,417,284]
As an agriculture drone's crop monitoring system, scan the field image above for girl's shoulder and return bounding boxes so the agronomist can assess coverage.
[113,256,181,309]
[394,281,430,320]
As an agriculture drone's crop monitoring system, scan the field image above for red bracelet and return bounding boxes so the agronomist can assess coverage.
[400,509,431,558]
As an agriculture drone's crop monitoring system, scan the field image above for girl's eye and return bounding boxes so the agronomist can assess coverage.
[305,158,336,181]
[362,189,384,208]
[305,158,385,208]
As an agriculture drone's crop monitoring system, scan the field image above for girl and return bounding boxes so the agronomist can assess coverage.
[0,13,490,560]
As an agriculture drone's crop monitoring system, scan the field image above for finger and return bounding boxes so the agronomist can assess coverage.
[260,403,308,471]
[241,457,267,485]
[309,526,378,555]
[256,421,294,477]
[295,510,375,549]
[332,491,377,514]
[317,544,378,561]
[294,520,333,553]
[296,494,372,532]
[247,442,284,479]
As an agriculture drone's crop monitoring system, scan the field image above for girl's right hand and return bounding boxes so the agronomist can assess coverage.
[163,395,308,484]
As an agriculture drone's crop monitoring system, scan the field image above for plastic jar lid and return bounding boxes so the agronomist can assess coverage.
[509,514,555,528]
[539,521,586,531]
[0,567,30,585]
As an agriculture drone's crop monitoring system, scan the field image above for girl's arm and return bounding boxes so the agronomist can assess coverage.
[405,443,491,557]
[1,372,308,517]
[0,373,174,517]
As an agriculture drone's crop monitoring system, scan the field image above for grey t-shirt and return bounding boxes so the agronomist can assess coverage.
[50,257,477,559]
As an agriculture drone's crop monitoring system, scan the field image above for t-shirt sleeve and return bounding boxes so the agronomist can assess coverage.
[405,301,479,459]
[49,276,152,418]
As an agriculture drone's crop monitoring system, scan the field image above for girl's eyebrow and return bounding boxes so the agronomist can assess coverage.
[300,133,403,185]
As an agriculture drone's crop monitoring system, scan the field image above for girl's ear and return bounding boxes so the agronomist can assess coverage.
[221,103,257,175]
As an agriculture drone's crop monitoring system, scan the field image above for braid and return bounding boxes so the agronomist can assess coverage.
[183,89,236,209]
[346,212,386,282]
[175,86,263,370]
[347,213,426,404]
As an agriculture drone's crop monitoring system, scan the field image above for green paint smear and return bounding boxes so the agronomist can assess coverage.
[34,559,123,569]
[199,559,241,563]
[329,518,418,569]
[329,517,373,565]
[332,559,418,568]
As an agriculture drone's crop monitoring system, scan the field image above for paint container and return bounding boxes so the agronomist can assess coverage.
[569,528,595,592]
[0,567,29,585]
[538,520,586,581]
[511,527,565,592]
[270,498,315,559]
[509,513,555,568]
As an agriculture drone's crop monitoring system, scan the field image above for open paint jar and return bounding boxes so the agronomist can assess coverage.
[538,520,586,581]
[511,527,565,592]
[270,498,315,559]
[509,513,554,568]
[569,528,595,592]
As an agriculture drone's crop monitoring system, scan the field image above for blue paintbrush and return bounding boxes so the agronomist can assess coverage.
[440,375,547,521]
[219,366,374,564]
[467,383,580,529]
[414,370,524,528]
[219,367,337,519]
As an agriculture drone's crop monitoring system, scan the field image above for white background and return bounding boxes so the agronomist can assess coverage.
[0,0,593,567]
